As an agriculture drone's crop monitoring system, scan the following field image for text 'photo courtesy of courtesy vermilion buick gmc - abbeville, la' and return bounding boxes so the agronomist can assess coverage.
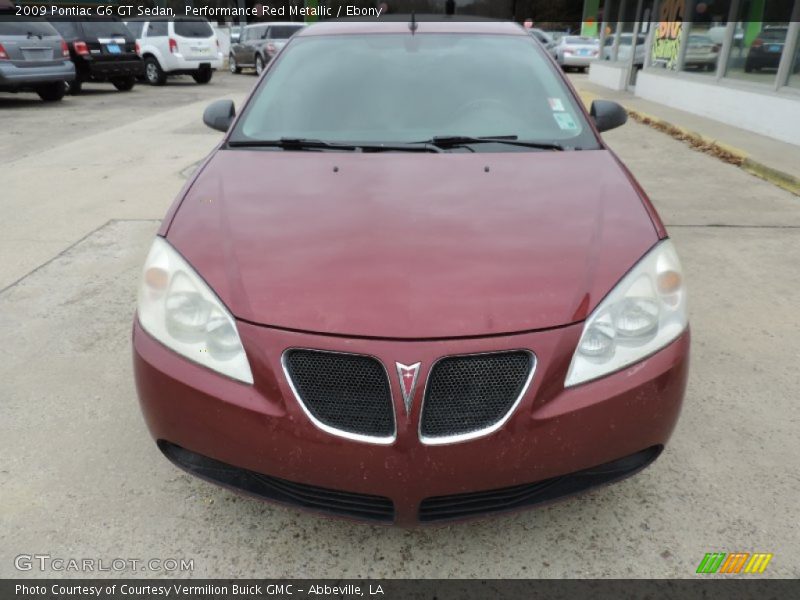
[132,19,690,527]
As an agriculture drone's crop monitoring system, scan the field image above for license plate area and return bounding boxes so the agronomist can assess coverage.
[106,44,121,54]
[21,48,52,61]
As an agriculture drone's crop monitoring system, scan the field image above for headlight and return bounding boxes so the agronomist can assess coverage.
[137,237,254,384]
[565,240,687,387]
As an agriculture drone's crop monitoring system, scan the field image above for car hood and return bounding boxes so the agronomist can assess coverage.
[166,149,658,339]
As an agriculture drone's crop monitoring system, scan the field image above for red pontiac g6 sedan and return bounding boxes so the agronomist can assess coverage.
[132,19,690,525]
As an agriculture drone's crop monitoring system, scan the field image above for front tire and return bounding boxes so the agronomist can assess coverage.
[36,82,66,102]
[192,68,212,84]
[254,54,264,76]
[144,56,167,86]
[112,76,135,91]
[229,54,241,74]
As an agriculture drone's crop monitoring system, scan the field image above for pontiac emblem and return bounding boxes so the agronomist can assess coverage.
[396,362,421,415]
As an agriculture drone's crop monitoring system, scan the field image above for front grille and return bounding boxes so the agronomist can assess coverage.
[283,349,395,441]
[419,446,663,522]
[420,351,534,442]
[159,442,394,523]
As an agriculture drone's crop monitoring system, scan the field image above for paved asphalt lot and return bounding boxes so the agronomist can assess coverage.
[1,72,799,578]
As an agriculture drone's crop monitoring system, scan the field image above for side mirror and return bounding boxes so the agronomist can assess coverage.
[590,100,627,133]
[203,99,235,133]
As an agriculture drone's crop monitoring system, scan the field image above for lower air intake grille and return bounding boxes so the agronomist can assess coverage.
[283,349,395,440]
[159,441,394,523]
[420,351,534,442]
[419,446,663,522]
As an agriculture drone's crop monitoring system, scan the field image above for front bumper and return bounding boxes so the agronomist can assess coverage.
[160,52,224,73]
[80,58,144,80]
[133,320,689,526]
[0,61,75,90]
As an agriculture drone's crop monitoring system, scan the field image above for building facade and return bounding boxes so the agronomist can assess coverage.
[587,0,800,145]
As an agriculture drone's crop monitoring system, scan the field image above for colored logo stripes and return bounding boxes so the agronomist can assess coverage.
[696,552,773,574]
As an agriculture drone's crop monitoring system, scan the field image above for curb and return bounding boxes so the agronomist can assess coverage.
[577,91,800,197]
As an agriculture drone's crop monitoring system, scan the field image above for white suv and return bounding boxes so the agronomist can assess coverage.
[126,18,222,85]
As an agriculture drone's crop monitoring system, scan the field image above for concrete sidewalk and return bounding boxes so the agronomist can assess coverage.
[570,75,800,196]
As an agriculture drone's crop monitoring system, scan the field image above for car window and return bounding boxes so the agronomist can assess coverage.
[80,20,133,39]
[268,25,304,40]
[173,19,213,39]
[759,28,787,41]
[147,21,168,37]
[0,21,59,37]
[49,20,80,39]
[233,34,599,150]
[126,21,145,38]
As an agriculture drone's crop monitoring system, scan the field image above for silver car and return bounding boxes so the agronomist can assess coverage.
[685,34,719,71]
[229,21,306,76]
[0,20,75,101]
[552,36,599,71]
[603,34,646,66]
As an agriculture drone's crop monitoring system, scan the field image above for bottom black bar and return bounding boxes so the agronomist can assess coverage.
[2,579,797,600]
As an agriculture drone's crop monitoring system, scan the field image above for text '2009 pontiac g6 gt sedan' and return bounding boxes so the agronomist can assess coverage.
[132,19,690,526]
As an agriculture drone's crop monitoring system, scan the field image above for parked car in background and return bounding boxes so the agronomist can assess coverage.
[228,23,267,74]
[552,36,599,71]
[603,33,646,66]
[229,22,306,75]
[0,20,74,101]
[745,26,788,73]
[684,34,719,70]
[49,19,141,95]
[125,17,222,85]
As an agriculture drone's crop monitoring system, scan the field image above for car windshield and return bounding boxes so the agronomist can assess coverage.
[759,28,787,41]
[231,33,599,150]
[174,19,213,38]
[0,21,58,37]
[79,19,133,38]
[270,25,304,39]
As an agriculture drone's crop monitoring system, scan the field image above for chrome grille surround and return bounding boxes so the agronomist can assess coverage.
[281,348,396,445]
[418,350,536,446]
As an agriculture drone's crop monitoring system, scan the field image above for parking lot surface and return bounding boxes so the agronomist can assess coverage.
[1,73,799,578]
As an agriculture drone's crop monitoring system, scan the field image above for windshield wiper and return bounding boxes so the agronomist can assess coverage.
[421,135,566,151]
[227,138,441,153]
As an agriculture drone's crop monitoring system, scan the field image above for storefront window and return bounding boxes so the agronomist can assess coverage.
[724,0,794,85]
[787,33,800,88]
[680,0,733,74]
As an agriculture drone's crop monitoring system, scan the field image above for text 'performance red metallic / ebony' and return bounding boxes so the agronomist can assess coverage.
[132,19,690,526]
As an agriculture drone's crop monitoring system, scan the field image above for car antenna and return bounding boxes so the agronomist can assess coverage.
[409,11,418,34]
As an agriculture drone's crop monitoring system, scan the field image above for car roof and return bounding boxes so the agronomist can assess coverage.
[298,17,525,37]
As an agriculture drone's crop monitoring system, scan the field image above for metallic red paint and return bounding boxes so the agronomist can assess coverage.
[134,20,690,524]
[166,150,659,338]
[133,319,689,526]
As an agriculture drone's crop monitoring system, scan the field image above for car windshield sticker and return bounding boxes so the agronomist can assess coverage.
[553,112,578,130]
[548,97,565,112]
